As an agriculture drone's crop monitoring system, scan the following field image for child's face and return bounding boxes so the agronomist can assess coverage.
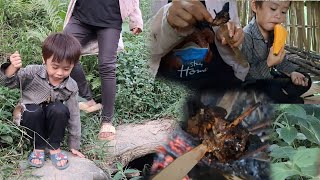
[252,1,290,32]
[44,56,74,86]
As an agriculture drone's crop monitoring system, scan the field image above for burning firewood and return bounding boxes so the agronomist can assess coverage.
[152,102,267,180]
[187,102,261,163]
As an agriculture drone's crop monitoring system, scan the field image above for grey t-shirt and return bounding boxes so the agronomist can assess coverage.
[73,0,122,30]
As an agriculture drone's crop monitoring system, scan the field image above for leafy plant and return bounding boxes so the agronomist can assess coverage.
[113,162,142,180]
[270,104,320,180]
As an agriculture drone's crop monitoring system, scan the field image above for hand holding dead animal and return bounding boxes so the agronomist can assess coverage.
[5,51,22,77]
[167,1,213,33]
[9,51,22,69]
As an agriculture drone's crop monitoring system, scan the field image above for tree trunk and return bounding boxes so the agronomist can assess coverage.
[105,119,178,172]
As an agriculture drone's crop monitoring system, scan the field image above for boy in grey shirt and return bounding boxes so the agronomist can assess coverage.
[0,33,85,170]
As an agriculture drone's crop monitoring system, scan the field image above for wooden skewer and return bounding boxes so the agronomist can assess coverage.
[152,144,208,180]
[228,102,261,128]
[220,24,249,68]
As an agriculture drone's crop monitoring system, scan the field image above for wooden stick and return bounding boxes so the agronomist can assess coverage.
[285,46,320,61]
[228,102,261,128]
[152,144,208,180]
[220,24,249,68]
[288,57,320,75]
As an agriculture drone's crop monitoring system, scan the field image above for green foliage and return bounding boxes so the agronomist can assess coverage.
[0,0,185,178]
[271,104,320,180]
[0,87,29,179]
[113,162,142,180]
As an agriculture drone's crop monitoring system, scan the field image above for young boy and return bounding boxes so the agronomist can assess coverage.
[242,1,311,103]
[0,33,85,169]
[149,0,248,90]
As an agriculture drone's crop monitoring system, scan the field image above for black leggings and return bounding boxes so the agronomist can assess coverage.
[64,16,121,122]
[245,73,312,103]
[21,102,70,150]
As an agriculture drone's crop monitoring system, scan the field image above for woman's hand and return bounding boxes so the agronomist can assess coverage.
[290,72,309,87]
[167,1,213,32]
[267,46,286,67]
[131,27,142,35]
[70,149,85,158]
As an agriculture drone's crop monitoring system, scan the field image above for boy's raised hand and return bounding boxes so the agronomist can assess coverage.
[71,149,85,158]
[267,46,286,67]
[10,51,22,69]
[290,72,309,87]
[167,0,213,32]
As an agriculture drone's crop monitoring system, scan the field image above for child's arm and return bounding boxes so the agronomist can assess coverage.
[290,72,309,87]
[65,90,83,155]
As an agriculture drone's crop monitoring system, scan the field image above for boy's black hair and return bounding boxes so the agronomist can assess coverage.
[254,1,292,9]
[42,33,81,65]
[253,1,292,18]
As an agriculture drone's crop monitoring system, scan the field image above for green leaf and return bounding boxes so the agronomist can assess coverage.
[130,176,143,180]
[286,114,303,126]
[116,162,123,170]
[296,133,307,140]
[308,115,320,144]
[113,171,124,180]
[270,162,299,180]
[277,127,298,145]
[124,169,140,174]
[280,105,306,119]
[0,135,13,144]
[292,148,320,177]
[298,116,320,145]
[269,146,296,159]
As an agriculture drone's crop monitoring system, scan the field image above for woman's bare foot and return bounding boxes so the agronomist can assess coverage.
[50,148,68,167]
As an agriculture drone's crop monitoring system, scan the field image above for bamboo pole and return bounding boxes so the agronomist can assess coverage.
[289,2,297,48]
[316,2,320,53]
[296,2,306,50]
[305,2,311,51]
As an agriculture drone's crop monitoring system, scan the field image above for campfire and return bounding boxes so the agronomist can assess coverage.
[150,102,270,180]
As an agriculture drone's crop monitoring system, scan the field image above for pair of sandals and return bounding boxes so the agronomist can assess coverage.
[28,150,69,170]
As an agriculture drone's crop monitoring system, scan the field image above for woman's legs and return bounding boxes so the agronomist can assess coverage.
[96,28,120,126]
[64,16,97,105]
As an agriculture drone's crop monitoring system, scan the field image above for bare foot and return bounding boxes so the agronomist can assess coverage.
[31,149,44,165]
[50,148,68,167]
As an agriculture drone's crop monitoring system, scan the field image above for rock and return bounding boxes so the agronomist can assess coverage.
[19,152,110,180]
